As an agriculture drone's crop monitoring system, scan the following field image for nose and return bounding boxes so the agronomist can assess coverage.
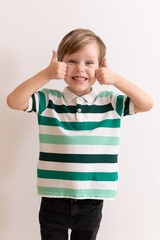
[76,63,84,72]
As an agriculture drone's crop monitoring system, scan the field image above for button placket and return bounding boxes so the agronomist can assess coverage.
[76,97,84,126]
[77,108,81,113]
[76,104,83,121]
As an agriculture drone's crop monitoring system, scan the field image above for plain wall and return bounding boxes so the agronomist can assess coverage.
[1,0,160,239]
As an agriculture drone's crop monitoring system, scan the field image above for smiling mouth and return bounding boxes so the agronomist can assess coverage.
[72,77,88,81]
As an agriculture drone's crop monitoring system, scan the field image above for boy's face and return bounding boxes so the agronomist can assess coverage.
[62,42,99,96]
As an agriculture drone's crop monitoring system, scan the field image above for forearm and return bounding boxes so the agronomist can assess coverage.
[113,74,154,112]
[7,68,50,110]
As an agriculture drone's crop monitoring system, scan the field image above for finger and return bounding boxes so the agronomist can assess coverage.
[61,69,67,75]
[95,68,103,78]
[97,79,102,85]
[62,74,67,79]
[95,69,99,78]
[61,62,68,68]
[57,65,67,74]
[59,66,67,75]
[59,74,67,79]
[98,79,104,85]
[96,72,102,80]
[97,74,104,84]
[57,62,67,69]
[95,68,100,77]
[51,50,57,62]
[102,58,108,68]
[96,77,101,83]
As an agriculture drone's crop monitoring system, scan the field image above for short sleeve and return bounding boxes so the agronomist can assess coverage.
[110,93,135,117]
[25,89,49,115]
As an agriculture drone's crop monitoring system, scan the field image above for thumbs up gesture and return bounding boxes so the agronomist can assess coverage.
[95,58,117,85]
[46,50,67,80]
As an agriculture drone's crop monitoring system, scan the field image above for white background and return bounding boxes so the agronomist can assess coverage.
[1,0,160,239]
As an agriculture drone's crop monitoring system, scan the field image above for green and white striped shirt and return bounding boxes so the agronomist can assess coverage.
[26,86,134,200]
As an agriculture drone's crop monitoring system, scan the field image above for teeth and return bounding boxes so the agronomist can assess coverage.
[73,77,87,81]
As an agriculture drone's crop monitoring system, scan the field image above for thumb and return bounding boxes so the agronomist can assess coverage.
[103,58,108,68]
[51,50,57,62]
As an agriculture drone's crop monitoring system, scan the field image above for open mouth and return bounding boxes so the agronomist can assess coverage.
[72,77,88,81]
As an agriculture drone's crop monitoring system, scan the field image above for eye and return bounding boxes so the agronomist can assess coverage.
[86,61,93,65]
[68,60,76,64]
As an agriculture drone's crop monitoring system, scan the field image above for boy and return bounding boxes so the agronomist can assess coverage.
[7,28,153,240]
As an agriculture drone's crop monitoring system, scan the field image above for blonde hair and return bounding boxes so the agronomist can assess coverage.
[57,28,106,67]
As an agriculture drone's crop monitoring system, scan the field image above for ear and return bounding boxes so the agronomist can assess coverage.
[102,58,108,68]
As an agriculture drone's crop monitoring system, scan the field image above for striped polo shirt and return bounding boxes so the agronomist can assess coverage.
[26,86,134,200]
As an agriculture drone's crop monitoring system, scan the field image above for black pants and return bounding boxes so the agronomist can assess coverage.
[39,197,104,240]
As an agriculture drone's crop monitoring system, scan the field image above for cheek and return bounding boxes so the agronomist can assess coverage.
[89,68,96,78]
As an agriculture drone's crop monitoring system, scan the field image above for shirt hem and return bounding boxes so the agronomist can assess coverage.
[37,192,116,200]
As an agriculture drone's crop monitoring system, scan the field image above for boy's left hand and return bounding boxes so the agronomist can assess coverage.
[95,58,117,85]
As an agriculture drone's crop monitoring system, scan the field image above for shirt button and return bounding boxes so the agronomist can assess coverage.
[77,108,81,113]
[77,97,83,104]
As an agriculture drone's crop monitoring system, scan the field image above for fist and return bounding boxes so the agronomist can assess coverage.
[95,58,116,85]
[46,50,67,80]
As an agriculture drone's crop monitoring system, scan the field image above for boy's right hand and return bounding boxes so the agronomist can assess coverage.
[45,50,67,80]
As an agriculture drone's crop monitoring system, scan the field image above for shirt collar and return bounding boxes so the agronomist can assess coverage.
[63,86,97,103]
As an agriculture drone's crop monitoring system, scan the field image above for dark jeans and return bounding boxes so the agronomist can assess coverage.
[39,197,104,240]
